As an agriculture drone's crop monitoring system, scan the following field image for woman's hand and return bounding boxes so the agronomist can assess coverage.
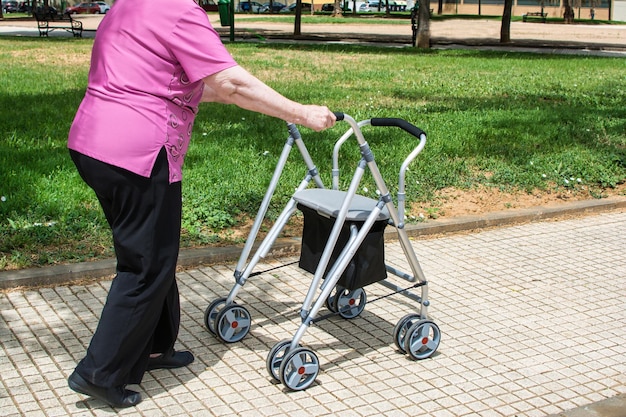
[297,105,336,132]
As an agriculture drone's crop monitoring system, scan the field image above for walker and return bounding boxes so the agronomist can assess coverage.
[204,113,440,391]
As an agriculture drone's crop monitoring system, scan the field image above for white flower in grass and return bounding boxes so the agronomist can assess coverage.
[542,174,547,178]
[362,187,368,193]
[262,150,270,156]
[564,179,570,184]
[1,196,5,202]
[577,178,582,183]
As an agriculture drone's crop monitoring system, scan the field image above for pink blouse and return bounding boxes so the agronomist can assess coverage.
[68,0,237,183]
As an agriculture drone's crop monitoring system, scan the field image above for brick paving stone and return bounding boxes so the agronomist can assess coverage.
[1,211,625,415]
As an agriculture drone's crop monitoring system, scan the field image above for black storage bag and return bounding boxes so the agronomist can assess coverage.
[298,204,387,290]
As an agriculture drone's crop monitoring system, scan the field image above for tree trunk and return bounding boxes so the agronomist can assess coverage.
[416,0,431,49]
[333,0,342,16]
[500,0,513,43]
[294,0,301,35]
[563,0,574,23]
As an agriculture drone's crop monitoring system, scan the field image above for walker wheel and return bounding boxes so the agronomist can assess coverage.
[204,297,227,335]
[215,303,251,343]
[404,319,441,360]
[279,347,319,391]
[266,339,300,382]
[336,287,367,319]
[392,313,421,353]
[324,286,339,313]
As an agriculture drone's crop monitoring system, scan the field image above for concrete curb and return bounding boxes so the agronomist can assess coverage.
[1,196,624,290]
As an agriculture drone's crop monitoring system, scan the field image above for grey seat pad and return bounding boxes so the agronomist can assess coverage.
[293,189,390,222]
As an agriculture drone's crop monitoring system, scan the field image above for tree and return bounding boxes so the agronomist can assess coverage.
[293,0,303,35]
[563,0,575,23]
[415,0,432,48]
[500,0,513,43]
[332,0,343,16]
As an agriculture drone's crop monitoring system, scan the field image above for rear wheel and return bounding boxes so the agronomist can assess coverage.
[336,287,367,319]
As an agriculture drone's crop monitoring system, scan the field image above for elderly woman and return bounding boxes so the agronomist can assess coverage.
[67,0,335,408]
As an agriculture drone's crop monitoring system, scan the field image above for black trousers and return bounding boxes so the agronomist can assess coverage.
[70,148,182,387]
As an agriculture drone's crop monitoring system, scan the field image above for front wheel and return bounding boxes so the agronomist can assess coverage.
[392,313,421,353]
[404,319,441,360]
[204,297,227,335]
[266,340,300,381]
[215,303,252,343]
[279,347,319,391]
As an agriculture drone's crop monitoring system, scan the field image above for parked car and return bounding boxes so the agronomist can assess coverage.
[2,0,18,13]
[260,1,285,12]
[359,1,387,12]
[238,1,263,13]
[17,1,31,13]
[96,1,110,13]
[64,2,101,15]
[279,2,312,13]
[199,0,218,12]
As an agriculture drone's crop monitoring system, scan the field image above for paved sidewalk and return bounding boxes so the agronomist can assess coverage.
[1,210,625,416]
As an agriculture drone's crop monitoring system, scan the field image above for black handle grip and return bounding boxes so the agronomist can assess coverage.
[333,112,344,121]
[370,118,425,139]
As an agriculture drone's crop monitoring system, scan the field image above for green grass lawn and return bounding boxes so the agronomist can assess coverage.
[0,36,624,270]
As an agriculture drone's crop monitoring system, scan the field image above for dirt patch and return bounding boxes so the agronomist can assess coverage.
[409,183,626,220]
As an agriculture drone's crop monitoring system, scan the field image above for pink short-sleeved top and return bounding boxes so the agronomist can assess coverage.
[68,0,237,183]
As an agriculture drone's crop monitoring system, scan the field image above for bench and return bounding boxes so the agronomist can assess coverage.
[522,11,547,23]
[34,12,83,38]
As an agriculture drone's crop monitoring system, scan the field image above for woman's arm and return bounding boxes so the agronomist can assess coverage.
[201,65,335,132]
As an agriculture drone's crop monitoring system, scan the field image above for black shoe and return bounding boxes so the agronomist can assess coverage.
[68,371,141,408]
[147,350,194,371]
